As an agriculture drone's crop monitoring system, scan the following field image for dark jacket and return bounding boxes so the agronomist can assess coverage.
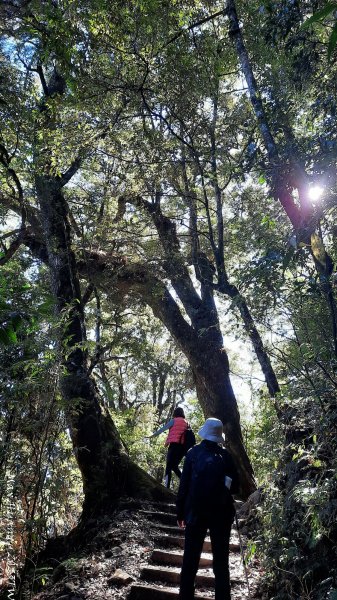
[176,439,239,524]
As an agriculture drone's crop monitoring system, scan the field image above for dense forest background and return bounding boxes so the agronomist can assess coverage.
[0,0,337,598]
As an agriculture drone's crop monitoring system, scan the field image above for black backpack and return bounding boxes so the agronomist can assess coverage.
[189,446,234,516]
[183,426,196,453]
[180,424,196,455]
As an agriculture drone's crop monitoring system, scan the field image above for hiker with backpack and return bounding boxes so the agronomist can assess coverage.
[149,407,195,488]
[176,418,239,600]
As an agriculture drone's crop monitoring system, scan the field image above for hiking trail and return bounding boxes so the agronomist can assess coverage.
[128,500,261,600]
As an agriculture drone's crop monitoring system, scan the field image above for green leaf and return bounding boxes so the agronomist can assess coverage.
[328,21,337,60]
[38,296,55,315]
[302,4,337,28]
[258,174,266,184]
[261,215,276,229]
[0,324,17,345]
[282,246,295,271]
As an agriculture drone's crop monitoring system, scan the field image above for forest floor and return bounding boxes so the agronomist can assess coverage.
[28,498,264,600]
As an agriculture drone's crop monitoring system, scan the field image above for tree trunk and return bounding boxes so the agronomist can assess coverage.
[180,138,281,399]
[223,284,280,398]
[189,340,255,499]
[83,257,256,498]
[151,294,256,498]
[35,178,171,516]
[227,0,337,357]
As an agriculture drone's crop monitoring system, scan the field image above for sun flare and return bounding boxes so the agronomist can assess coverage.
[308,185,324,202]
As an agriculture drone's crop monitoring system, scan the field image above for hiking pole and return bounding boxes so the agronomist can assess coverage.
[234,509,252,600]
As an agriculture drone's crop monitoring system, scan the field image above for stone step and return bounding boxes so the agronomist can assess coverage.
[151,549,213,568]
[141,565,242,588]
[154,534,240,554]
[128,583,213,600]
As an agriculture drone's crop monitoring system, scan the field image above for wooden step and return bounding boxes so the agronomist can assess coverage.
[153,534,185,550]
[152,524,182,535]
[152,521,239,534]
[151,549,213,568]
[141,565,242,588]
[128,583,213,600]
[150,502,176,514]
[154,534,240,553]
[141,511,177,526]
[141,565,212,587]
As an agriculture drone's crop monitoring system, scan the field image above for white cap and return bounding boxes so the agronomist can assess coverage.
[198,418,225,444]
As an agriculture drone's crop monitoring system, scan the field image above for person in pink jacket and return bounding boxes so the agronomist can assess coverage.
[151,407,188,488]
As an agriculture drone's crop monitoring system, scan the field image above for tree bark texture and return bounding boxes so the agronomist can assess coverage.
[35,178,171,516]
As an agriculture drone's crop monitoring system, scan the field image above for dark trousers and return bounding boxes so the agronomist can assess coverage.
[165,443,185,488]
[179,517,232,600]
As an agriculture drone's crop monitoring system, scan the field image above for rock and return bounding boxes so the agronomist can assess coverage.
[64,582,76,592]
[107,569,134,586]
[107,533,122,544]
[105,546,123,558]
[53,564,67,583]
[238,489,262,518]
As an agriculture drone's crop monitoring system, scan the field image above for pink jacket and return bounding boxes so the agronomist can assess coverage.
[165,417,188,446]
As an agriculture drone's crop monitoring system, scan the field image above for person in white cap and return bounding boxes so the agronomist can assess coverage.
[176,418,239,600]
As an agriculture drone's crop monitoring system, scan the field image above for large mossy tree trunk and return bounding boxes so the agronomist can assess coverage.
[35,177,172,517]
[189,340,255,499]
[174,329,256,499]
[32,66,173,516]
[160,289,256,499]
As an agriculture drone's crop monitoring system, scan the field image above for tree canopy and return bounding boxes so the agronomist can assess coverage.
[1,1,337,598]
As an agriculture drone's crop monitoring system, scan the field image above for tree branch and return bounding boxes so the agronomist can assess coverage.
[77,254,197,349]
[0,232,24,265]
[226,0,302,229]
[0,191,42,232]
[125,194,203,321]
[36,64,49,96]
[160,8,226,51]
[57,98,129,188]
